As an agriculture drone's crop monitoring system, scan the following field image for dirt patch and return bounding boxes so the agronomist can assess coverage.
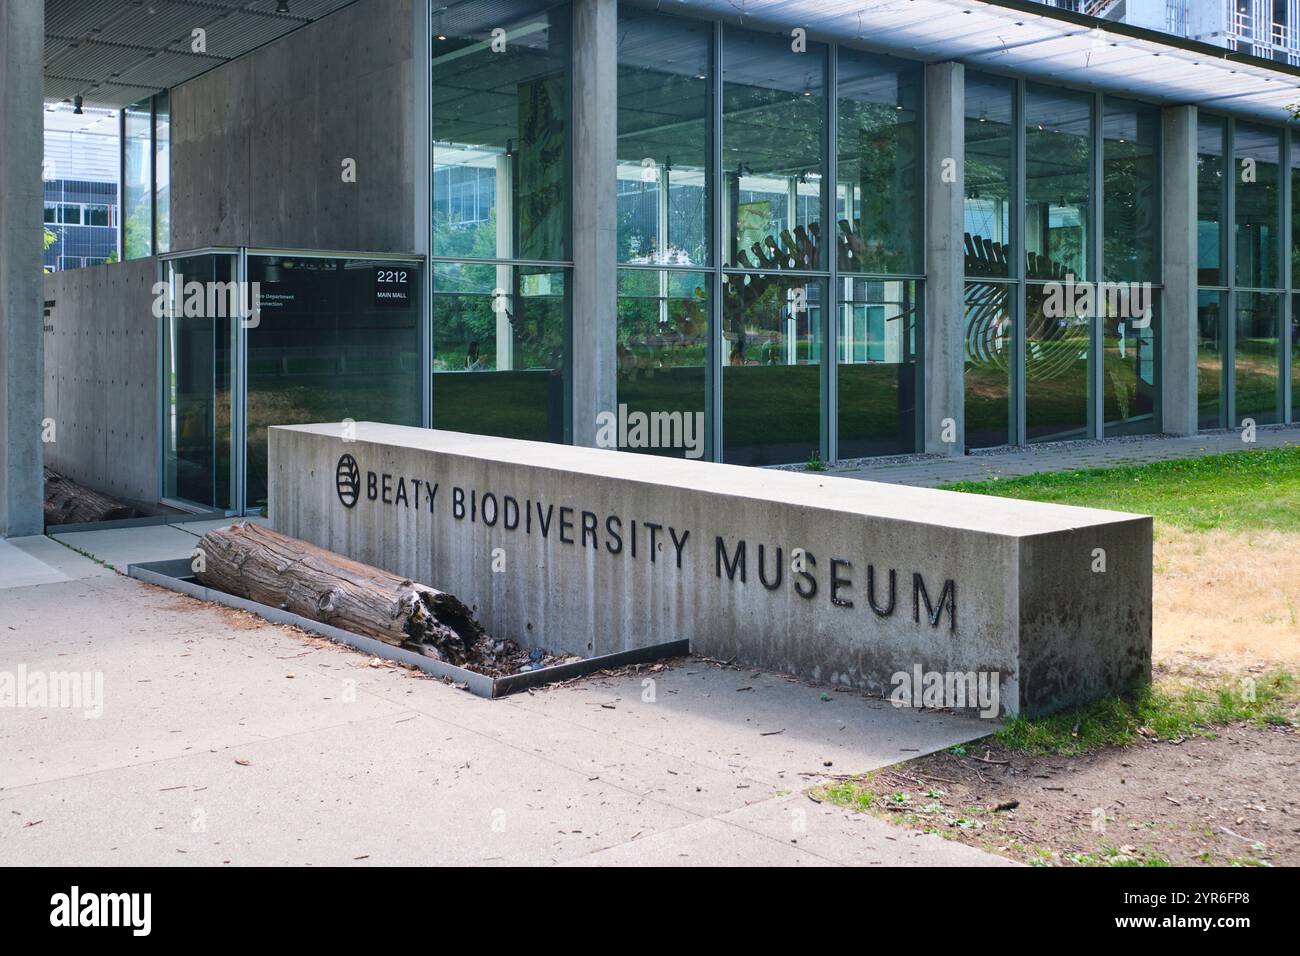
[817,722,1298,866]
[1154,527,1300,671]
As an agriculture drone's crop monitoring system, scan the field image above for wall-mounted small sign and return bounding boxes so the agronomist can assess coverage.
[374,267,413,308]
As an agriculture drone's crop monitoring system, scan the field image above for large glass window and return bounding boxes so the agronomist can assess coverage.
[836,48,922,275]
[1103,295,1158,437]
[723,28,825,271]
[1102,99,1159,436]
[616,269,709,457]
[431,262,568,441]
[431,0,571,443]
[431,1,570,262]
[837,278,919,457]
[1234,122,1282,291]
[155,90,170,255]
[965,73,1015,279]
[1293,294,1300,422]
[616,9,710,266]
[1197,117,1225,287]
[722,272,823,465]
[122,99,153,259]
[1234,290,1282,426]
[1197,290,1225,430]
[1103,99,1159,284]
[835,48,922,458]
[1025,85,1092,443]
[1025,282,1090,443]
[246,255,423,510]
[964,280,1014,449]
[964,72,1016,449]
[1025,85,1091,280]
[162,253,237,511]
[720,25,826,464]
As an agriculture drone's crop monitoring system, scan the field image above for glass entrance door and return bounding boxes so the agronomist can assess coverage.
[161,251,238,512]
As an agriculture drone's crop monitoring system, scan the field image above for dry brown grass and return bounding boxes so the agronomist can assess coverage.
[1154,526,1300,672]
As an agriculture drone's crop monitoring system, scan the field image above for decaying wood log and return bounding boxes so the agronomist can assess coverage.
[196,521,484,664]
[44,468,138,527]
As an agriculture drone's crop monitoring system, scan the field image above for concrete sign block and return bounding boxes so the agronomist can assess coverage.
[269,423,1151,717]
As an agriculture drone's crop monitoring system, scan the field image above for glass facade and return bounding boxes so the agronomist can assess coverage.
[1197,290,1225,430]
[1024,84,1092,444]
[720,27,826,465]
[963,72,1016,449]
[162,253,237,511]
[1197,117,1226,287]
[610,9,927,465]
[963,74,1166,449]
[431,0,572,441]
[1234,123,1282,292]
[1234,290,1283,427]
[122,99,153,260]
[245,254,423,510]
[615,8,712,458]
[122,93,170,259]
[155,4,1300,518]
[1198,115,1290,430]
[155,91,170,255]
[1102,99,1160,436]
[836,48,923,458]
[431,261,567,442]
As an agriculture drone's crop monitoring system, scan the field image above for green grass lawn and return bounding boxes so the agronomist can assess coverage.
[941,445,1300,532]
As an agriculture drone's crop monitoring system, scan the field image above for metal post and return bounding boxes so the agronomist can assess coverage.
[1090,91,1104,439]
[708,19,724,462]
[1013,78,1027,447]
[824,42,838,464]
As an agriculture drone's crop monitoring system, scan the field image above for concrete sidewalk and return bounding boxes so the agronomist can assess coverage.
[0,543,1010,867]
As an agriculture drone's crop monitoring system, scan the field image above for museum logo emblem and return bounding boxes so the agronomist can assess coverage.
[336,454,361,508]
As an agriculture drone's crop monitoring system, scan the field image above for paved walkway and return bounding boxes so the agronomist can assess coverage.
[0,538,1008,867]
[833,425,1300,487]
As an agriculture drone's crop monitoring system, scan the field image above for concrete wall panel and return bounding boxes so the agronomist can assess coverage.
[171,0,418,255]
[42,259,160,506]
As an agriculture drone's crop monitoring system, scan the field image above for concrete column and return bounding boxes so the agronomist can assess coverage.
[570,0,617,447]
[0,0,45,537]
[924,62,965,455]
[1161,105,1199,436]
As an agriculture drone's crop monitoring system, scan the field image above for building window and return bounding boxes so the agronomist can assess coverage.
[1197,115,1288,431]
[836,47,923,458]
[1234,290,1283,427]
[964,71,1016,449]
[615,7,712,459]
[431,0,572,442]
[721,25,827,465]
[616,8,710,267]
[1102,98,1161,436]
[122,99,153,259]
[244,255,424,510]
[1234,122,1282,292]
[121,93,171,260]
[1197,117,1226,287]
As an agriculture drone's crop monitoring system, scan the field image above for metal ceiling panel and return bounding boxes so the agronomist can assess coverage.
[44,0,361,107]
[116,49,222,88]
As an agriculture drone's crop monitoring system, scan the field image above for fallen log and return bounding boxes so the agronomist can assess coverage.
[44,468,138,527]
[195,521,485,664]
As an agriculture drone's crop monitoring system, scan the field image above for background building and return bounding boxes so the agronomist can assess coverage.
[41,105,119,271]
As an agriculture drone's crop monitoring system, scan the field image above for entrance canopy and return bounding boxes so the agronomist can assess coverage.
[649,0,1300,122]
